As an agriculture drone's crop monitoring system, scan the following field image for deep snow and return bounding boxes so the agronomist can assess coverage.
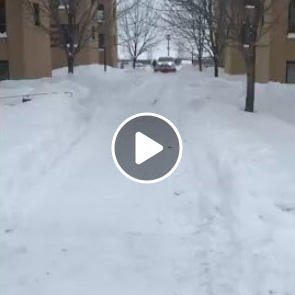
[0,65,294,295]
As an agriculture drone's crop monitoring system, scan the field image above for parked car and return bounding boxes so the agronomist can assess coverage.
[154,57,177,73]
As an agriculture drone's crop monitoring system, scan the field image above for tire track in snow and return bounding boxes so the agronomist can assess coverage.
[148,68,216,294]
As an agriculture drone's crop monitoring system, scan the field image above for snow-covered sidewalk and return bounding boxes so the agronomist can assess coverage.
[0,65,294,295]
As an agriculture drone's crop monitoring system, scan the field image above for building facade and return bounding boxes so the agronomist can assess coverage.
[0,0,118,80]
[224,0,295,83]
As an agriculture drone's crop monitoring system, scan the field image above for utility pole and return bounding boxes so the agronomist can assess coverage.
[243,2,258,112]
[166,34,171,56]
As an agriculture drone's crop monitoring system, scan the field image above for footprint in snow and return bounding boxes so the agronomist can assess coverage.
[5,229,14,234]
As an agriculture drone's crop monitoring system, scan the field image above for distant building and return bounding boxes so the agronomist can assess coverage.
[224,0,295,83]
[0,0,118,80]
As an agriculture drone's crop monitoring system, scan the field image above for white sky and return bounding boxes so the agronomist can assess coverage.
[117,0,178,60]
[118,40,178,60]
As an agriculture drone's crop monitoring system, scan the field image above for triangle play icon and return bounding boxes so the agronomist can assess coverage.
[135,132,163,165]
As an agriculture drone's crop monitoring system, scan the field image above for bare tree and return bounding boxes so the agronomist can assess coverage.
[119,0,160,69]
[24,0,105,74]
[163,0,227,76]
[202,0,228,77]
[25,0,134,74]
[176,38,197,64]
[163,0,207,71]
[162,0,286,112]
[226,0,287,112]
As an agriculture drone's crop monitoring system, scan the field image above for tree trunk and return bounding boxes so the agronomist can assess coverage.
[245,46,256,113]
[213,56,219,77]
[133,58,136,69]
[198,56,203,72]
[67,6,75,75]
[67,55,74,74]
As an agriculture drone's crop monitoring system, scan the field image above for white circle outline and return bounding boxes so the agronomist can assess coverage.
[111,113,183,184]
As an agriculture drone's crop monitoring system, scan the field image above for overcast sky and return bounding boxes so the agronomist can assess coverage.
[118,40,177,60]
[117,0,179,60]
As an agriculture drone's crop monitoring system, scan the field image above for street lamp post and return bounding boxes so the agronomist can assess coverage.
[243,0,258,112]
[98,45,107,72]
[166,34,171,56]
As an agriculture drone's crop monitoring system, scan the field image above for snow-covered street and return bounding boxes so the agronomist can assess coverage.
[1,65,294,295]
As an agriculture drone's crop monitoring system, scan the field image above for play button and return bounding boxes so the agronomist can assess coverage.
[112,113,182,184]
[135,132,163,165]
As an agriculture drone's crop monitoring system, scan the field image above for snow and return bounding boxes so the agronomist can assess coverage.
[0,32,7,38]
[287,33,295,40]
[0,65,294,295]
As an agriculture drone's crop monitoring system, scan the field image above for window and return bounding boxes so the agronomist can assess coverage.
[99,33,105,48]
[0,60,9,80]
[33,3,40,26]
[288,0,295,33]
[59,24,78,45]
[0,0,6,34]
[286,61,295,83]
[97,4,104,23]
[92,26,96,40]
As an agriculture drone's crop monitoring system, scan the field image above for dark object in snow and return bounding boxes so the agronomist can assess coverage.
[22,97,32,103]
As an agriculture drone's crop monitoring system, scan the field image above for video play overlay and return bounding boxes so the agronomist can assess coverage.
[112,113,182,184]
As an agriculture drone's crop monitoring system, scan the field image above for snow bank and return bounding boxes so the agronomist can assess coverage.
[0,32,7,38]
[0,65,294,295]
[52,64,119,77]
[184,101,294,294]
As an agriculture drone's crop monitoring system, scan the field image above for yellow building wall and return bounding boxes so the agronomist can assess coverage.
[269,0,295,83]
[224,0,295,83]
[0,38,8,60]
[224,46,246,74]
[6,0,52,79]
[51,0,118,69]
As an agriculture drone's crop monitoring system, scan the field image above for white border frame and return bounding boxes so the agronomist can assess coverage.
[111,113,183,184]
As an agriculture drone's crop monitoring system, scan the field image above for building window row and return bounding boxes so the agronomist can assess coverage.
[97,4,104,23]
[33,3,40,27]
[99,33,105,48]
[289,0,295,33]
[0,0,6,34]
[0,60,9,80]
